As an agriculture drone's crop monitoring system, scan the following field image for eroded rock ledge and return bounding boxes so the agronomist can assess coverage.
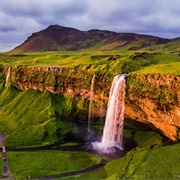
[126,74,180,140]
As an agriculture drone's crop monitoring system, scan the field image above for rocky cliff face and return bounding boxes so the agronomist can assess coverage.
[3,65,180,140]
[126,74,180,140]
[10,65,111,119]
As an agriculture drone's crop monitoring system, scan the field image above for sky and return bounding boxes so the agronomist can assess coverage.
[0,0,180,52]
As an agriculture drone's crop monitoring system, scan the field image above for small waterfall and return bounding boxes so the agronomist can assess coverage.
[92,74,126,153]
[5,67,11,88]
[88,74,96,132]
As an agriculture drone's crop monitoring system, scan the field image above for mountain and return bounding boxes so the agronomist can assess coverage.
[12,25,171,52]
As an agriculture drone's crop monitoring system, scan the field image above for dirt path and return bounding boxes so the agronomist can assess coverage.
[7,144,88,152]
[37,159,106,180]
[0,133,13,179]
[3,142,108,179]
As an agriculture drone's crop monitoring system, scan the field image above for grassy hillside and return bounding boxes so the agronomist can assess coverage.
[0,85,74,147]
[105,143,180,180]
[12,25,171,52]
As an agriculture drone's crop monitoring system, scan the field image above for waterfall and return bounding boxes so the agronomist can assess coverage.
[101,74,126,150]
[92,74,126,153]
[88,74,96,132]
[5,67,11,88]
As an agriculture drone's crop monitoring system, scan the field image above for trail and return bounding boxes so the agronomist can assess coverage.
[3,141,107,179]
[7,143,88,152]
[0,134,13,179]
[37,159,106,180]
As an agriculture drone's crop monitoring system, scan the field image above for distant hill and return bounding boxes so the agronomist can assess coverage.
[12,24,172,52]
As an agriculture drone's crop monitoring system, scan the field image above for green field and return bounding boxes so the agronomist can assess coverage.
[7,150,102,179]
[0,49,180,75]
[105,143,180,180]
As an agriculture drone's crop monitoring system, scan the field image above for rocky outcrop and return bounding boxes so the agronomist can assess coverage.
[10,65,111,119]
[4,65,180,140]
[125,74,180,140]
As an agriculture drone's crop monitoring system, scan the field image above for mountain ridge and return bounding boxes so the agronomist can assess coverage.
[12,24,173,52]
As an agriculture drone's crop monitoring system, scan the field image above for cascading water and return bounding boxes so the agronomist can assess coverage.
[88,74,96,132]
[102,74,126,149]
[92,74,126,153]
[5,66,11,88]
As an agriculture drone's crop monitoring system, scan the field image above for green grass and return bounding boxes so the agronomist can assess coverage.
[0,51,121,69]
[131,62,180,74]
[0,85,72,147]
[58,167,107,180]
[123,129,133,139]
[105,143,180,180]
[0,158,3,178]
[8,150,102,179]
[134,131,163,147]
[0,49,180,75]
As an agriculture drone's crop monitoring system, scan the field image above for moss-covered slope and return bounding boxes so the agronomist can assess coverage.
[105,142,180,180]
[0,85,72,147]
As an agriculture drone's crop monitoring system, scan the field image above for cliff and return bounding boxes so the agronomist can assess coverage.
[2,65,180,140]
[10,65,111,119]
[126,74,180,140]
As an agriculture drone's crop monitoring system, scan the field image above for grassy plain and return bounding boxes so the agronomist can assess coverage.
[8,150,102,179]
[1,48,180,75]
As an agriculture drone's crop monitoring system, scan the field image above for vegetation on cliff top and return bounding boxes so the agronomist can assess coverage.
[1,48,180,75]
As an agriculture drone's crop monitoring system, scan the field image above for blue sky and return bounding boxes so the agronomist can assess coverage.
[0,0,180,52]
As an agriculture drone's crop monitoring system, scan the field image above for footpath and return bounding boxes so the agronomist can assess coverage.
[0,135,107,180]
[0,133,12,179]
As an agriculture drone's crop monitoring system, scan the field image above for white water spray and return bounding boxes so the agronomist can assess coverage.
[92,74,126,153]
[88,74,96,132]
[5,67,11,88]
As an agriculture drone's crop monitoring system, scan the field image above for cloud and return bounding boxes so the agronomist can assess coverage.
[0,0,180,52]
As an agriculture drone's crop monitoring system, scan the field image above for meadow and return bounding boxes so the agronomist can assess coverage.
[7,150,102,179]
[0,49,180,75]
